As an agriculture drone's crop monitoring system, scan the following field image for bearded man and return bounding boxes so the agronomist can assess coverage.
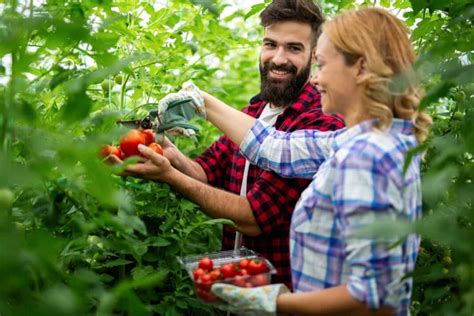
[123,0,344,288]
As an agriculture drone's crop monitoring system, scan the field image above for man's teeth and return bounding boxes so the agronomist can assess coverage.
[272,70,289,75]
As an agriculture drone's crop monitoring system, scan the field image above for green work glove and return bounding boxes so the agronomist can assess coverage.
[211,283,289,316]
[155,81,206,137]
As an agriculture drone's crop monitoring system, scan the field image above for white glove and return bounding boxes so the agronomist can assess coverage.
[211,283,289,316]
[157,81,206,119]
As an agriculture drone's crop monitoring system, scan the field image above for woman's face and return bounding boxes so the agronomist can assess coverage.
[311,33,361,116]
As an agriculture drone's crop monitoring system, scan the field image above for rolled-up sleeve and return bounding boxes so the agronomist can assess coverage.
[240,119,339,179]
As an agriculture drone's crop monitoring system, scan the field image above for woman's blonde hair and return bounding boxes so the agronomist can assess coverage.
[323,7,432,142]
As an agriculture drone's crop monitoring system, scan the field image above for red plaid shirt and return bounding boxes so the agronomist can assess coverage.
[195,83,345,288]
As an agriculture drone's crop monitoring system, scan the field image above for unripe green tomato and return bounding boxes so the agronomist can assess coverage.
[101,80,111,91]
[93,253,106,261]
[442,256,453,266]
[454,91,466,103]
[0,188,14,209]
[442,268,449,275]
[114,75,123,85]
[456,264,470,279]
[453,111,463,121]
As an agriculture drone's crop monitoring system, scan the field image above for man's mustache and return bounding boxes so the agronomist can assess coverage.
[263,62,297,75]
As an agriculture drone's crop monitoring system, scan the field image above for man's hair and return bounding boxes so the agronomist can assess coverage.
[260,0,325,47]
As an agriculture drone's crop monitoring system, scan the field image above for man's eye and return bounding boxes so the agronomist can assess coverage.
[264,42,276,48]
[290,46,302,52]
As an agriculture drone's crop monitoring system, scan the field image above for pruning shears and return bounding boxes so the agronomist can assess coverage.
[116,110,160,131]
[116,99,198,134]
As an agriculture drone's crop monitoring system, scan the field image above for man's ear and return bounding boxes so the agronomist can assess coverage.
[311,48,317,64]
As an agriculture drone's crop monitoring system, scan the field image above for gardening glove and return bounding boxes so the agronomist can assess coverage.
[155,81,206,137]
[211,283,289,316]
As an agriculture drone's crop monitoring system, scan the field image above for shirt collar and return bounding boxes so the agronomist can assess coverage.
[247,83,320,117]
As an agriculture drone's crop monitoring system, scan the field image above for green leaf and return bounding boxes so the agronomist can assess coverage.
[188,0,219,16]
[338,0,356,10]
[62,90,93,123]
[147,236,172,247]
[130,269,169,289]
[422,166,458,206]
[403,143,428,175]
[410,0,426,14]
[101,258,134,268]
[244,3,266,20]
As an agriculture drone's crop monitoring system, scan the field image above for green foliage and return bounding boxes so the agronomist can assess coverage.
[0,0,257,315]
[408,1,474,315]
[0,0,473,315]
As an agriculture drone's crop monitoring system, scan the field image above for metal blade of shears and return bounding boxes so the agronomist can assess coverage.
[116,119,143,129]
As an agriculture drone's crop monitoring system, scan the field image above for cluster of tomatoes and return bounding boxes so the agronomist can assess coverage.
[99,129,163,160]
[192,256,270,302]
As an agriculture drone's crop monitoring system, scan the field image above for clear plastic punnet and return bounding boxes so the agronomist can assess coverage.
[177,247,276,304]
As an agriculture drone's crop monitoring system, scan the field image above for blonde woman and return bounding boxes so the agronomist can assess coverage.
[133,7,431,316]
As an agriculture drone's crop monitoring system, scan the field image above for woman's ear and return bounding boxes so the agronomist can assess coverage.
[355,57,366,77]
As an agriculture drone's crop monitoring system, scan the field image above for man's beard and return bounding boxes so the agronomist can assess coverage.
[259,58,311,107]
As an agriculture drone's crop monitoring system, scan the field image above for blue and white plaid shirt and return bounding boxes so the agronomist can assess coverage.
[240,118,422,315]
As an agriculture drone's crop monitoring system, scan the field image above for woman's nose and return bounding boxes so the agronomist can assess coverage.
[310,72,319,86]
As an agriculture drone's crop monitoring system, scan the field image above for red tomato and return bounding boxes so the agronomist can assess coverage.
[209,269,221,281]
[147,142,163,155]
[238,258,250,270]
[250,274,269,287]
[220,262,236,279]
[116,148,124,159]
[141,129,154,145]
[237,268,248,276]
[99,145,122,159]
[119,129,146,157]
[192,268,206,281]
[196,288,217,302]
[198,257,213,271]
[247,259,268,275]
[232,275,247,287]
[196,273,213,291]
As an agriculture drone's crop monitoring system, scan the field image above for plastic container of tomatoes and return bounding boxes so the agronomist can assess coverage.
[177,247,276,304]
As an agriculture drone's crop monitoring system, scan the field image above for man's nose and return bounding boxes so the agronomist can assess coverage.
[271,47,288,65]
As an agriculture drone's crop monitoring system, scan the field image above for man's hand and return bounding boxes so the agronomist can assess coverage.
[156,81,207,137]
[158,81,206,118]
[211,283,289,316]
[108,144,176,182]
